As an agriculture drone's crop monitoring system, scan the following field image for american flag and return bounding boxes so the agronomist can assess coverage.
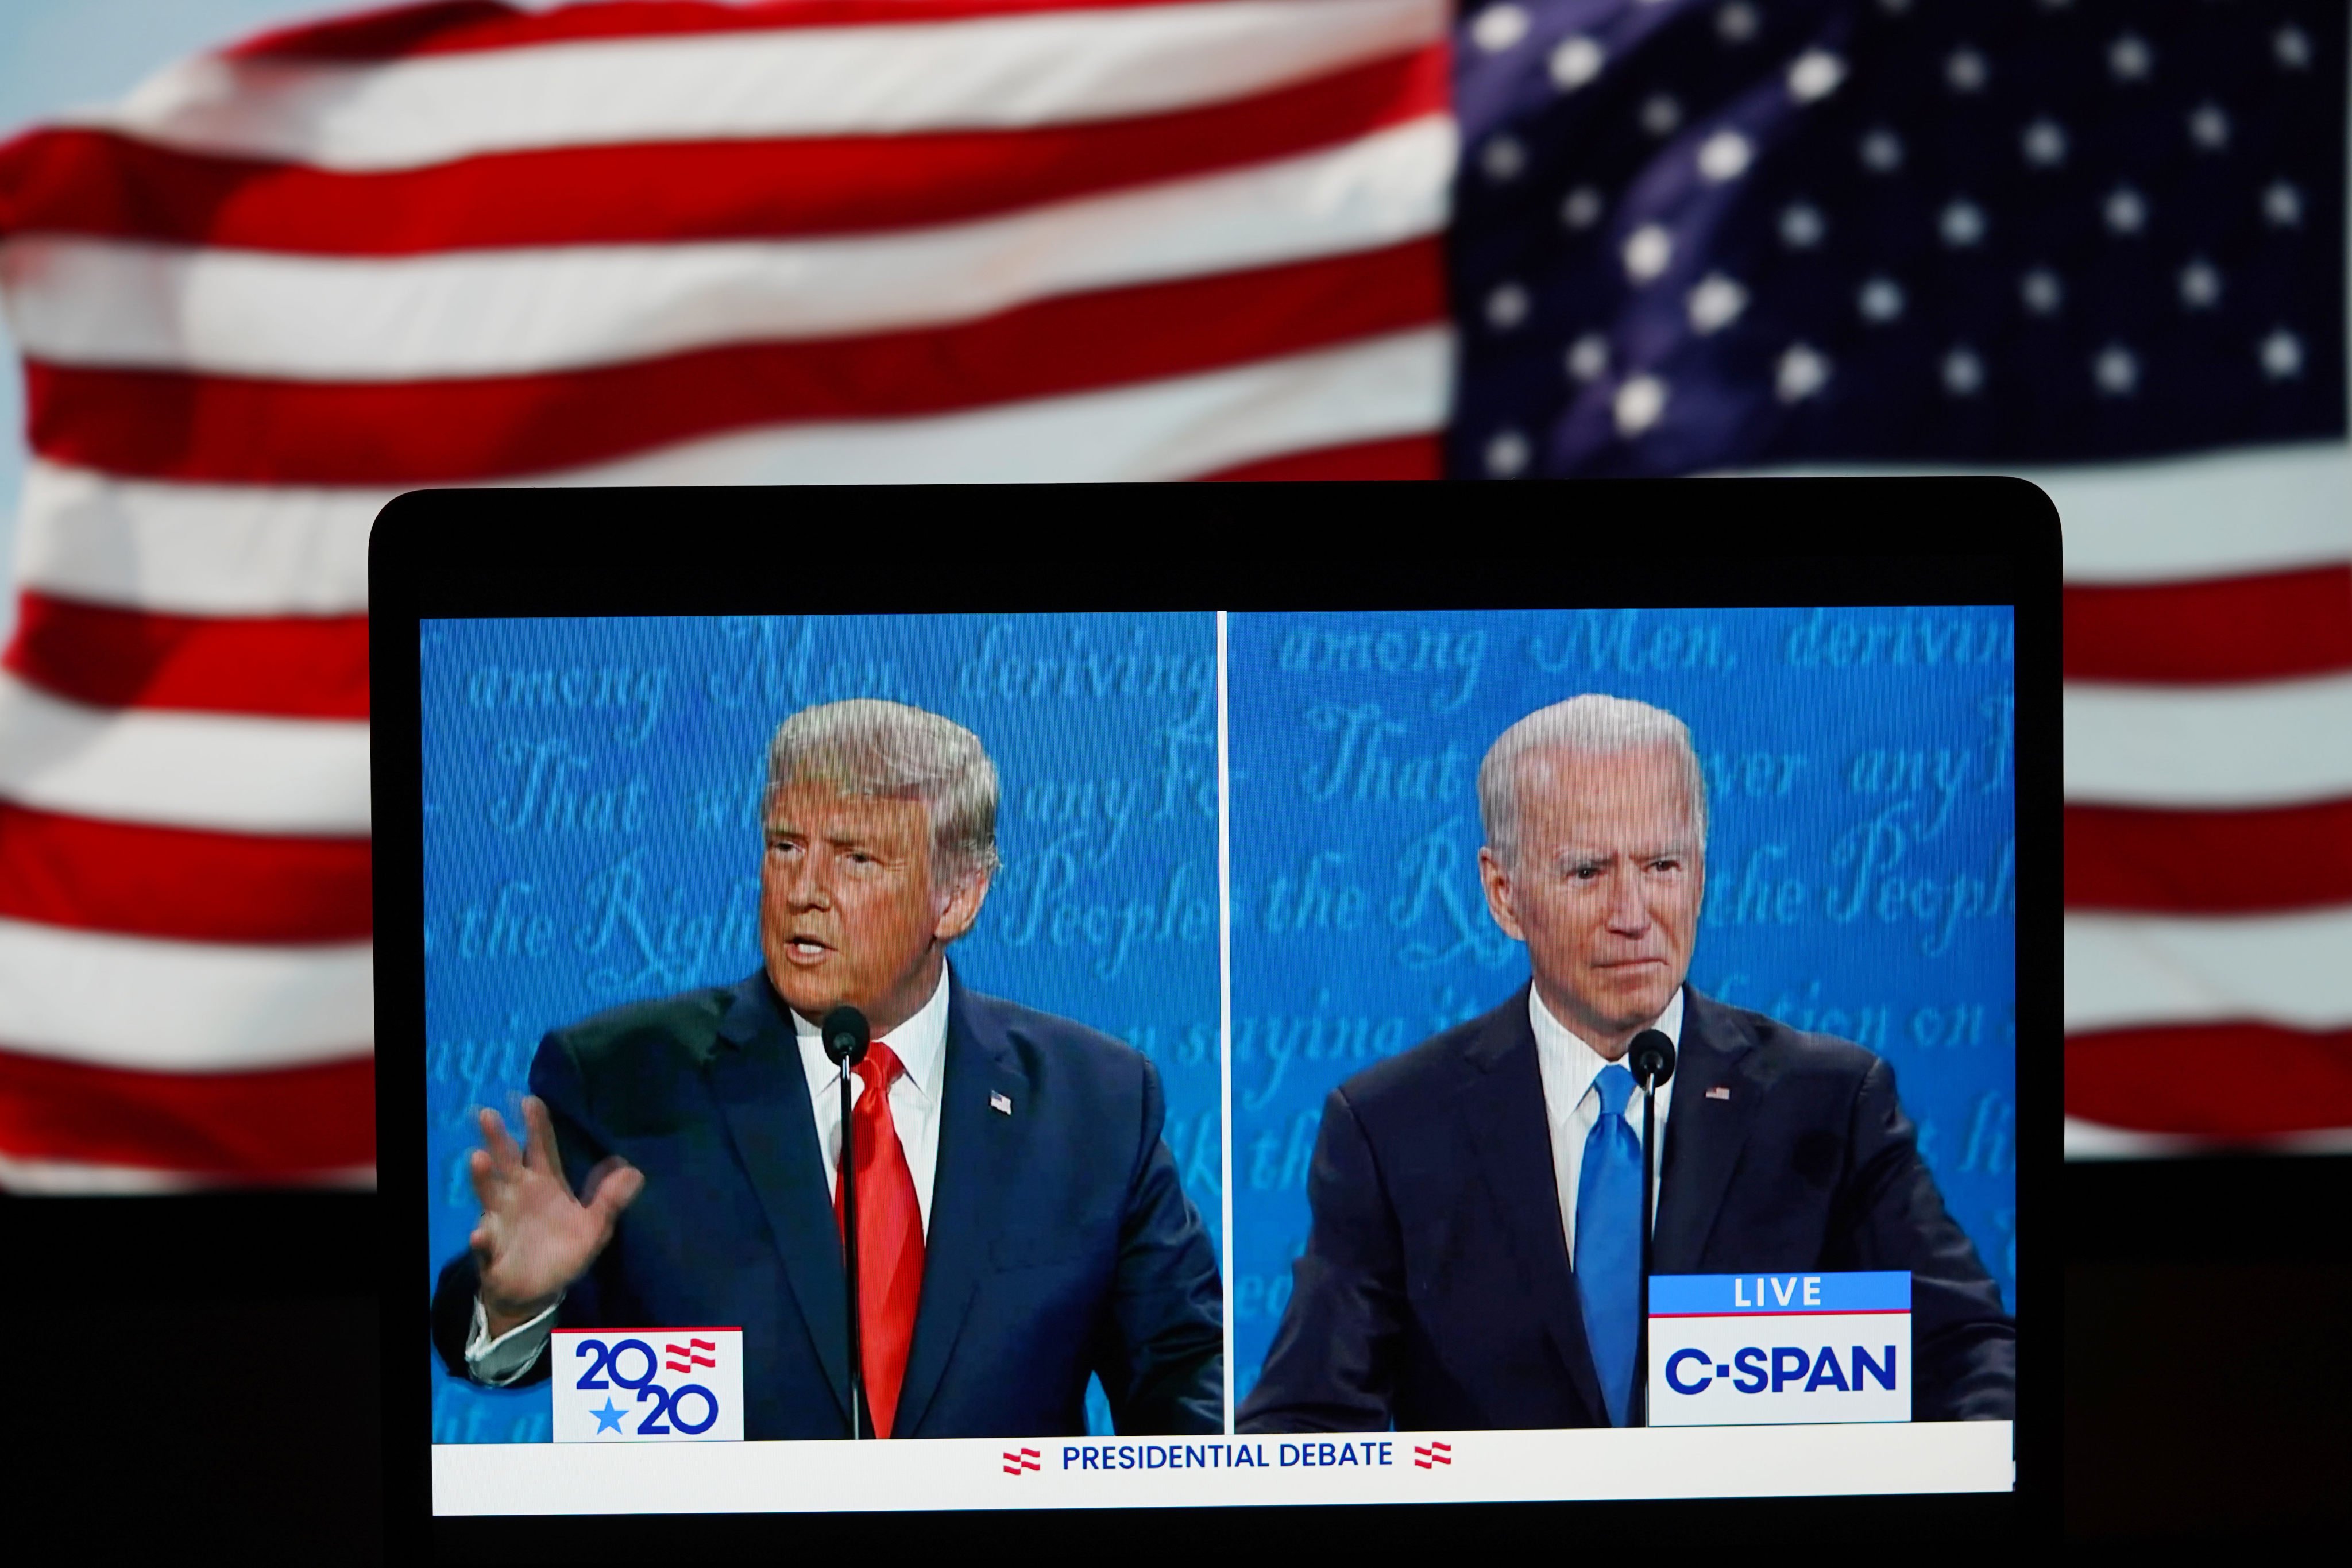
[0,0,2341,1187]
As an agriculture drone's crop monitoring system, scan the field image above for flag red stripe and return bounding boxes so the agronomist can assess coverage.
[2067,1023,2352,1136]
[0,801,371,943]
[4,593,369,719]
[2063,566,2352,684]
[0,1044,373,1174]
[23,241,1444,485]
[2065,799,2352,914]
[0,50,1443,252]
[1195,433,1439,480]
[233,0,1236,60]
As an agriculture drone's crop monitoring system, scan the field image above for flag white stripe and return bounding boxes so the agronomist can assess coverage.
[0,1152,377,1191]
[0,916,370,1071]
[2065,906,2352,1033]
[470,326,1450,484]
[2064,1118,2352,1159]
[1740,442,2352,585]
[16,330,1450,586]
[2063,672,2352,807]
[63,0,1444,170]
[5,118,1451,380]
[0,670,373,834]
[14,461,381,615]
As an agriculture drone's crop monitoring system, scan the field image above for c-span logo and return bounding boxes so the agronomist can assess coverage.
[1647,1273,1910,1426]
[551,1328,746,1442]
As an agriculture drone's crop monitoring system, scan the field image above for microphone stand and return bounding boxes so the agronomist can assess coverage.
[838,1053,867,1440]
[1637,1075,1656,1428]
[1628,1027,1675,1430]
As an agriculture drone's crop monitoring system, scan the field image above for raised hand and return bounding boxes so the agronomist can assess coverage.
[466,1096,645,1337]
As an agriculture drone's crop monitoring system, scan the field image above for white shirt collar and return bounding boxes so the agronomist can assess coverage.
[1528,983,1685,1118]
[791,961,951,1106]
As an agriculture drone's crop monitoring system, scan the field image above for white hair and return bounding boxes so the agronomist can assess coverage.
[1477,693,1709,867]
[763,699,999,882]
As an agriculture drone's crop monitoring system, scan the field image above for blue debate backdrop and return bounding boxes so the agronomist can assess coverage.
[1225,607,2017,1405]
[419,613,1222,1444]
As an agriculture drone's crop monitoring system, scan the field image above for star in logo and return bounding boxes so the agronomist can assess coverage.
[592,1399,628,1435]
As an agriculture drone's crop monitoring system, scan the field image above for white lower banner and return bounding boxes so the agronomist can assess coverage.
[432,1421,2011,1513]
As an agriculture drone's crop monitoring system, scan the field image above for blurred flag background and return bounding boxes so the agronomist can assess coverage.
[0,0,2345,1194]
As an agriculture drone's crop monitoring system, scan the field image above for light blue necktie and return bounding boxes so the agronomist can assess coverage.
[1575,1063,1642,1427]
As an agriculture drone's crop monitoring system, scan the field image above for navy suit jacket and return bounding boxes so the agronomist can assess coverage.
[431,966,1223,1438]
[1238,986,2015,1431]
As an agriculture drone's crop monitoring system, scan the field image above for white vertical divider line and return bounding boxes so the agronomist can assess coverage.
[1215,606,1235,1435]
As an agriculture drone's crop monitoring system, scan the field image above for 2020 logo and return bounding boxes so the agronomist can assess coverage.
[551,1328,746,1442]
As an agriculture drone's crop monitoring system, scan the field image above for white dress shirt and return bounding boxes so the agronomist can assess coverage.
[1527,984,1681,1262]
[464,965,953,1385]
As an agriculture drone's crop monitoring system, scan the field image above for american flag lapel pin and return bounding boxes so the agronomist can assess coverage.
[1706,1086,1731,1100]
[990,1091,1013,1115]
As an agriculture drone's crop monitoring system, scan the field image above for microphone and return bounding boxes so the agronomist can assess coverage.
[1631,1029,1676,1091]
[1627,1026,1674,1428]
[821,1005,870,1067]
[820,1003,871,1437]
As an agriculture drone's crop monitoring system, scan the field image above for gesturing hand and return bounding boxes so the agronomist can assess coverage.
[467,1096,645,1338]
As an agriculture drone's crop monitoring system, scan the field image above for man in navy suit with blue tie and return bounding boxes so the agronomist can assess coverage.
[430,698,1223,1439]
[1238,695,2014,1432]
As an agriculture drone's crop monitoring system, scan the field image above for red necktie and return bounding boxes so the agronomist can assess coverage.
[834,1040,924,1438]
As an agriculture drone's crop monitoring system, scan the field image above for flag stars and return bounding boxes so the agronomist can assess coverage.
[1551,35,1604,92]
[2021,267,2063,315]
[1857,276,1905,323]
[2021,118,2067,168]
[2264,181,2303,227]
[1614,376,1669,437]
[2178,259,2222,310]
[1566,333,1609,383]
[2188,103,2229,152]
[2275,26,2311,71]
[1779,202,1826,249]
[1484,430,1531,477]
[2261,329,2304,380]
[1945,48,1988,94]
[1561,186,1605,230]
[1697,130,1753,183]
[2104,186,2148,235]
[1485,281,1530,330]
[1788,51,1847,103]
[1940,199,1986,248]
[1480,135,1527,183]
[1624,223,1674,282]
[1470,5,1530,53]
[1942,347,1984,397]
[1687,273,1748,334]
[2094,344,2139,396]
[1640,95,1683,137]
[1716,3,1760,44]
[1776,343,1830,403]
[2108,34,2153,83]
[1859,128,1903,172]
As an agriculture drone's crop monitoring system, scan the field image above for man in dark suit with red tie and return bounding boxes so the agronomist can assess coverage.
[1238,694,2014,1432]
[430,698,1223,1439]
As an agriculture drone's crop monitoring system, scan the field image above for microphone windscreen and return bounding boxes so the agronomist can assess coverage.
[1631,1028,1677,1088]
[820,1004,870,1066]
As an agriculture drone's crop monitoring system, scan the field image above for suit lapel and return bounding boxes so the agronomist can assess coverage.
[707,972,852,1427]
[890,968,1027,1438]
[1654,989,1766,1273]
[1457,990,1607,1424]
